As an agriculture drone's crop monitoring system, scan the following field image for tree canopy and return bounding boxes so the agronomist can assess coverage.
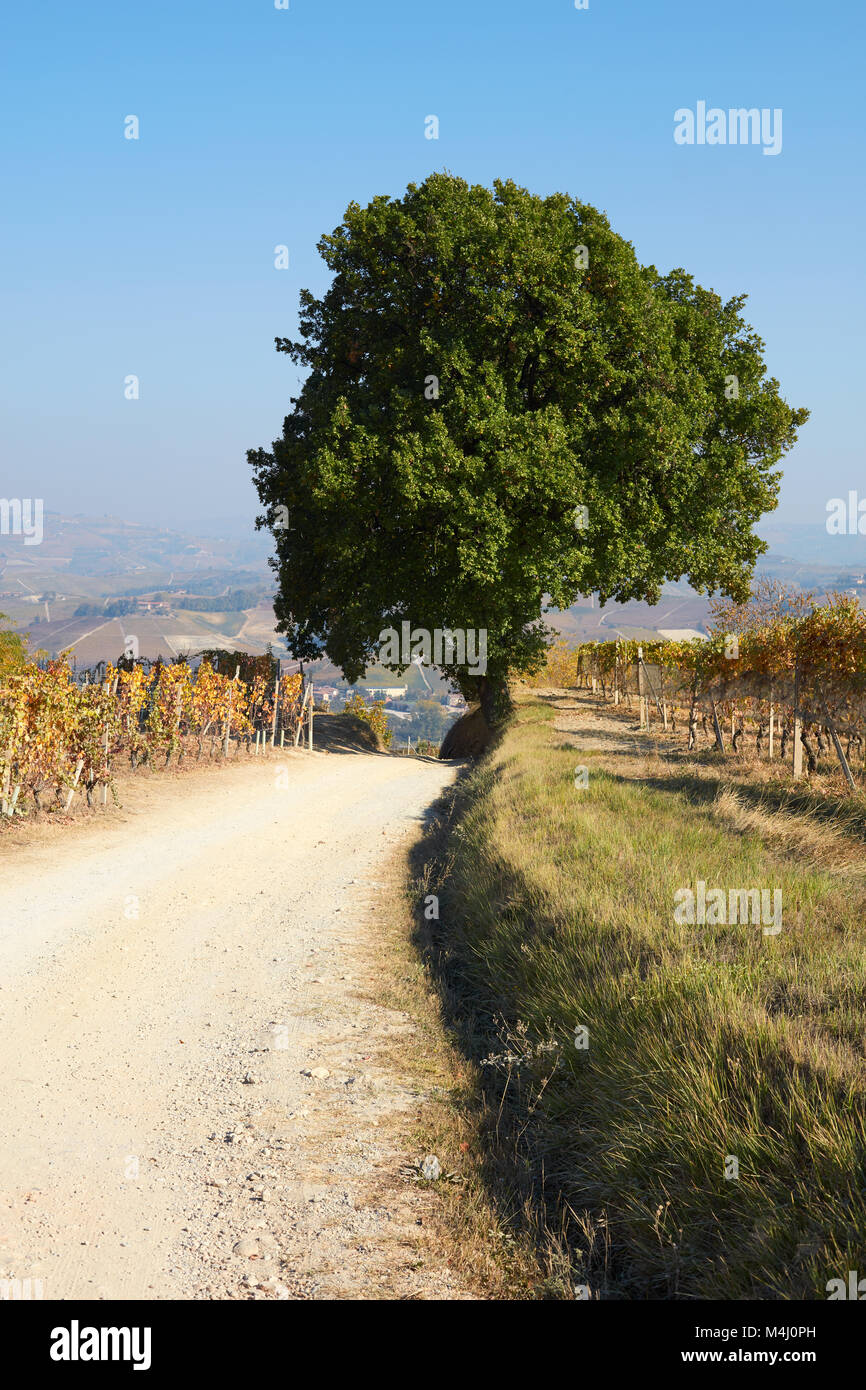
[249,173,807,711]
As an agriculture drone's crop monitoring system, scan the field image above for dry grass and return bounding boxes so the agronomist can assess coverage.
[401,690,866,1300]
[710,786,866,875]
[360,846,543,1298]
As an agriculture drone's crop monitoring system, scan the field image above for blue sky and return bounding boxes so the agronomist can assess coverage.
[1,0,862,533]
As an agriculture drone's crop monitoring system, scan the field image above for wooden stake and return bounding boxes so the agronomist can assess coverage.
[271,675,280,749]
[294,682,308,747]
[637,648,646,729]
[65,758,84,811]
[638,651,666,727]
[793,664,803,780]
[224,665,240,758]
[102,719,110,806]
[768,701,774,759]
[710,701,726,753]
[687,681,699,750]
[820,689,856,791]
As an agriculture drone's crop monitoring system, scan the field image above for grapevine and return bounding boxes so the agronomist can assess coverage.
[526,591,866,786]
[0,658,307,820]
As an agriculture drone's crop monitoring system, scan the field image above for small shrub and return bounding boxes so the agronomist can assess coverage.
[344,692,393,747]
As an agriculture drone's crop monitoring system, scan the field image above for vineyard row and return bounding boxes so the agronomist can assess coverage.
[0,658,307,819]
[533,595,866,791]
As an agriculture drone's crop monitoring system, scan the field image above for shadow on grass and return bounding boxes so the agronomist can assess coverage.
[606,759,866,851]
[401,718,866,1300]
[404,762,600,1299]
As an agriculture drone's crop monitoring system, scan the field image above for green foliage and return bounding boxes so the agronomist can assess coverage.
[0,613,27,677]
[403,697,454,745]
[74,599,139,618]
[250,173,807,702]
[344,691,393,747]
[176,589,265,613]
[73,591,264,619]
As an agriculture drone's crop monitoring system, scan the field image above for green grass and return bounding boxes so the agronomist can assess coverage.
[420,696,866,1299]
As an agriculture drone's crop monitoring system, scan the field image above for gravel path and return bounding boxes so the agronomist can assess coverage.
[0,744,467,1300]
[542,687,675,758]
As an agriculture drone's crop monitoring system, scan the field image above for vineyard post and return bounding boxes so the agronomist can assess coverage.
[172,679,182,768]
[637,647,646,729]
[639,653,666,727]
[223,665,240,758]
[270,675,280,749]
[101,674,112,806]
[819,688,856,791]
[307,683,314,751]
[769,690,775,759]
[792,663,803,780]
[614,641,620,705]
[710,701,726,754]
[688,679,698,750]
[64,758,84,812]
[102,723,109,805]
[294,682,308,747]
[293,685,302,747]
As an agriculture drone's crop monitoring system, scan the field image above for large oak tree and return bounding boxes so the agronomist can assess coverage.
[249,173,807,720]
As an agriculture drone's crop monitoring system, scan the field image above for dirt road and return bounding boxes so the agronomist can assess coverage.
[0,743,464,1300]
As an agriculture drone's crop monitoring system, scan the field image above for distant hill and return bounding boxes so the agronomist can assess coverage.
[546,592,714,643]
[7,511,865,669]
[0,513,280,664]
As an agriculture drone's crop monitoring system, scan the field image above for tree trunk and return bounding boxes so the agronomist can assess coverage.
[477,675,510,728]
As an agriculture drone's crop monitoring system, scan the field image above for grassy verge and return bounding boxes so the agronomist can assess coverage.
[371,842,542,1298]
[405,693,866,1300]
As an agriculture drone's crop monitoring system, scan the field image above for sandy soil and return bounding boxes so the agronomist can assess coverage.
[535,685,683,759]
[0,742,468,1301]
